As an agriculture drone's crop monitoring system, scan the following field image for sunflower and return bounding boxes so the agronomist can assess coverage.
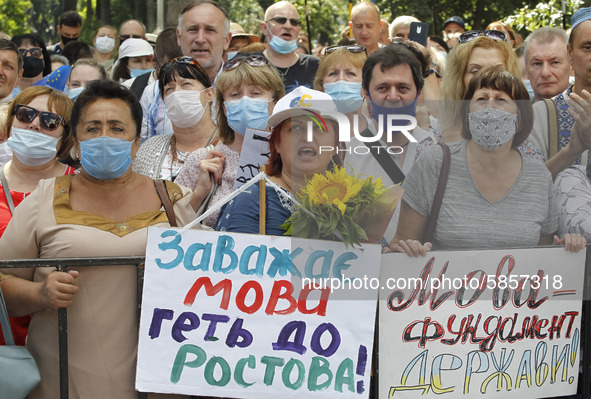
[303,167,363,215]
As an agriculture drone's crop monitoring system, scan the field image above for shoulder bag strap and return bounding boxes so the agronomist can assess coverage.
[0,285,15,346]
[360,129,406,184]
[423,142,450,243]
[154,179,178,227]
[0,166,15,215]
[544,98,558,158]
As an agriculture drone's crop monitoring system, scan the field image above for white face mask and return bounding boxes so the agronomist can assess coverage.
[164,89,208,128]
[95,36,116,53]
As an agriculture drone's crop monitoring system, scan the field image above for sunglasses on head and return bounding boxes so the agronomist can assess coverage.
[18,48,43,58]
[265,17,301,26]
[223,55,268,71]
[14,104,64,131]
[458,30,507,43]
[159,56,207,78]
[323,44,367,55]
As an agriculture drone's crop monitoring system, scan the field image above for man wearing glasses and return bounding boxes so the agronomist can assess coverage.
[119,19,147,44]
[261,1,319,93]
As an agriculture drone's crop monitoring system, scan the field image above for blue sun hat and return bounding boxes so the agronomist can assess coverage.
[572,7,591,30]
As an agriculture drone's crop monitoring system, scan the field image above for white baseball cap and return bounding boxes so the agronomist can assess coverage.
[117,38,153,60]
[267,86,338,129]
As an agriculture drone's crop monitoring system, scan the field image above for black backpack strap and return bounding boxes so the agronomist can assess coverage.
[359,128,406,184]
[130,72,151,101]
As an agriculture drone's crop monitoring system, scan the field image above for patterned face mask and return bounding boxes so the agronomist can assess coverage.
[468,107,518,151]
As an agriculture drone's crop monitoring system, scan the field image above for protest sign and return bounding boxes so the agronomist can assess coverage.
[137,228,381,398]
[233,128,270,190]
[379,248,585,399]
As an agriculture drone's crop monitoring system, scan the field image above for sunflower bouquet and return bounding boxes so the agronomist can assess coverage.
[282,167,403,247]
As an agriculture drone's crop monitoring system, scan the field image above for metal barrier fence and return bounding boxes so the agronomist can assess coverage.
[1,251,590,399]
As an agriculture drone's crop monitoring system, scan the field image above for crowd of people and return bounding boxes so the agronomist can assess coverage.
[0,0,589,397]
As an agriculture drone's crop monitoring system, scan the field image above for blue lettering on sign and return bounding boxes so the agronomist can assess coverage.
[154,231,359,279]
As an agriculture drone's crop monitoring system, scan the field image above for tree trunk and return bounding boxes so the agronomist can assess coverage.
[86,0,93,20]
[96,0,101,20]
[146,0,155,32]
[472,0,486,30]
[429,0,436,36]
[134,0,141,21]
[63,0,77,11]
[100,0,111,24]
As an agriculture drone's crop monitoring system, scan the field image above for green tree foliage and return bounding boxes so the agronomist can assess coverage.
[219,0,264,36]
[0,0,33,36]
[376,0,540,36]
[291,0,350,45]
[505,0,584,34]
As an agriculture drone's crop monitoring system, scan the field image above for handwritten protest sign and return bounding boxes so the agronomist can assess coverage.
[233,128,270,190]
[137,228,381,398]
[379,248,585,399]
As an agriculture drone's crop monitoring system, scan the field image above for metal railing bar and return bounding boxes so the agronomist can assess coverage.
[0,256,145,269]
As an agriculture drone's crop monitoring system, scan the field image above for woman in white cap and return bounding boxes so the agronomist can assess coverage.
[111,37,154,83]
[216,86,342,235]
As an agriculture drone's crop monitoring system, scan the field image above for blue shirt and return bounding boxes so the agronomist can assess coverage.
[216,183,292,236]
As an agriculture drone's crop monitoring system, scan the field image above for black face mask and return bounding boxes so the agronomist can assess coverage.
[61,35,78,46]
[22,56,44,78]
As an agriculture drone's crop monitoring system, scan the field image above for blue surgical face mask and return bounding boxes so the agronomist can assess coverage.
[7,127,59,166]
[324,81,363,113]
[65,86,84,101]
[268,30,298,54]
[368,92,418,134]
[226,51,239,60]
[130,68,154,78]
[224,96,271,135]
[79,136,134,180]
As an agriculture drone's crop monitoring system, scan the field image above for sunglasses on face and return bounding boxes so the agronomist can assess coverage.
[18,48,43,58]
[458,30,507,43]
[323,44,367,55]
[119,34,144,42]
[14,104,64,131]
[265,17,301,26]
[159,56,207,78]
[223,55,268,71]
